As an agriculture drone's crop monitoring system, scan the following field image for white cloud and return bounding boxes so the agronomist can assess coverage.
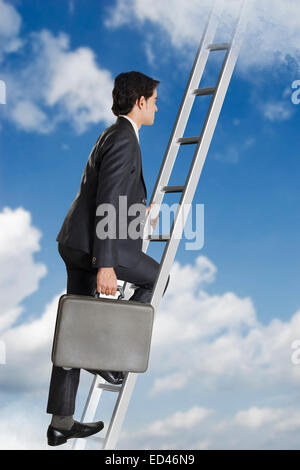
[140,406,213,437]
[10,100,55,134]
[0,206,52,392]
[233,406,284,429]
[195,439,211,450]
[105,0,300,126]
[119,403,300,449]
[212,135,255,163]
[0,0,24,61]
[105,0,213,49]
[0,206,131,394]
[164,254,216,297]
[151,256,257,351]
[38,30,114,132]
[105,0,300,75]
[144,35,155,66]
[0,4,115,134]
[0,401,49,450]
[0,207,47,333]
[215,405,300,442]
[274,409,300,433]
[213,143,241,164]
[1,0,299,134]
[252,82,295,123]
[120,405,213,448]
[261,101,294,122]
[1,209,300,449]
[1,291,63,392]
[148,255,300,394]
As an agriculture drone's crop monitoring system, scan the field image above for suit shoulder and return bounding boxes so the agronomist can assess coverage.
[89,122,138,168]
[105,122,136,140]
[100,124,137,151]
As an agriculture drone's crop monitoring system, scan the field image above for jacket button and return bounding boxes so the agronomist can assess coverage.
[92,257,96,264]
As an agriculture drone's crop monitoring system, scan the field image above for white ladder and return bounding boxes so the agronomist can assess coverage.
[73,0,250,450]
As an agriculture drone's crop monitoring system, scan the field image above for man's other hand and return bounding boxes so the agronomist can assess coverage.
[97,267,117,296]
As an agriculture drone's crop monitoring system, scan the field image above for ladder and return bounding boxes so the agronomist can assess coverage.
[73,0,250,450]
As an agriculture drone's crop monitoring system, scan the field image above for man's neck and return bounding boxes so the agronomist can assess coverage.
[125,112,142,130]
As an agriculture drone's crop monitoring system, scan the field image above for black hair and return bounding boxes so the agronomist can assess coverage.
[111,71,160,116]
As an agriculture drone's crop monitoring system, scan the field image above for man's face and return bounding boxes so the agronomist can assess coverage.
[142,88,158,125]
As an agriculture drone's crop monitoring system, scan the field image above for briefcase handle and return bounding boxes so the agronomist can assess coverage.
[95,284,125,300]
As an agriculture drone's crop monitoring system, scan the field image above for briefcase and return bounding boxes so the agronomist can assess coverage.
[51,285,155,373]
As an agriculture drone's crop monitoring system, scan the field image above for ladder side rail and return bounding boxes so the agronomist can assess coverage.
[73,374,105,449]
[103,372,138,449]
[150,0,250,312]
[145,1,224,224]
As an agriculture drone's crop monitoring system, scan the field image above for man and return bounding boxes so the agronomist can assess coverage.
[46,71,170,446]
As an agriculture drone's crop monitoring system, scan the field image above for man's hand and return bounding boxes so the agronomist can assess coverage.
[146,202,160,229]
[97,267,117,296]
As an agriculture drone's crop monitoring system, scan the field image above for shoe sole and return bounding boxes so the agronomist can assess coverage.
[47,435,68,446]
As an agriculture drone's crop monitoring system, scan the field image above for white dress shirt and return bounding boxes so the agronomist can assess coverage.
[119,114,139,143]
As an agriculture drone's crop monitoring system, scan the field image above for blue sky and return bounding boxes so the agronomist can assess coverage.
[0,0,300,450]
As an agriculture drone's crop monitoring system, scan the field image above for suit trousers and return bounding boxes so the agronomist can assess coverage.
[46,242,170,416]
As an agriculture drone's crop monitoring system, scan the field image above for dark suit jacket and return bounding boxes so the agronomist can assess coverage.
[56,116,148,268]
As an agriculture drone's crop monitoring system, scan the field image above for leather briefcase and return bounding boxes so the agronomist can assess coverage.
[51,285,155,373]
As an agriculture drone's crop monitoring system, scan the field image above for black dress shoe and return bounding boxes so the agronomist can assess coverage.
[47,419,104,447]
[85,369,125,385]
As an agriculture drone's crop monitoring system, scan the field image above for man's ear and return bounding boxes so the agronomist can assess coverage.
[137,96,145,109]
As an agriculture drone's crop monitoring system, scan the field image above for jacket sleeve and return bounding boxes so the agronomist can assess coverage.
[92,133,136,268]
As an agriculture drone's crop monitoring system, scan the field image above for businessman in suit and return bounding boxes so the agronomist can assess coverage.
[46,71,170,446]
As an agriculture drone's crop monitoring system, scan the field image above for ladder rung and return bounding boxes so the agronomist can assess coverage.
[162,185,184,193]
[147,235,170,242]
[192,86,216,96]
[98,383,122,392]
[207,42,230,51]
[177,136,200,145]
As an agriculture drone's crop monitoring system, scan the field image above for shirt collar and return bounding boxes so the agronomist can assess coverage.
[119,114,139,143]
